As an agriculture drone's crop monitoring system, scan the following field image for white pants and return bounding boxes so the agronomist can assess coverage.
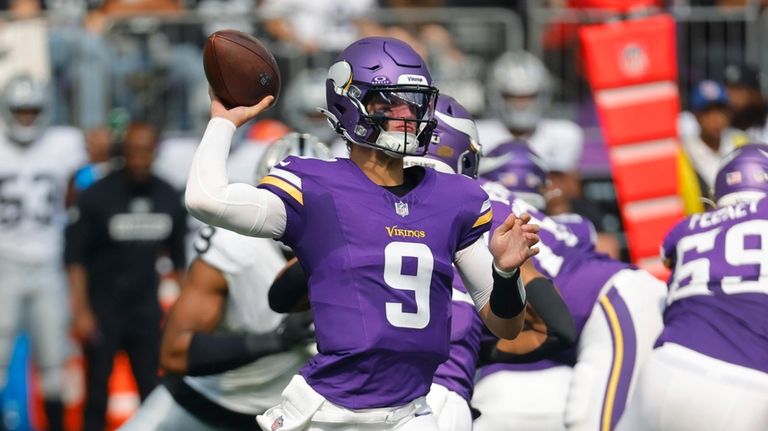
[256,375,440,431]
[118,385,235,431]
[565,268,666,431]
[426,384,472,431]
[617,343,768,431]
[472,366,573,431]
[472,268,666,431]
[0,257,70,397]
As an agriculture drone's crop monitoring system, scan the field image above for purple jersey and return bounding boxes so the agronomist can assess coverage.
[432,271,483,401]
[493,192,630,336]
[659,198,768,373]
[258,157,492,408]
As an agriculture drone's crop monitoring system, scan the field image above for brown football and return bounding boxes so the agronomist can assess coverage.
[203,30,281,109]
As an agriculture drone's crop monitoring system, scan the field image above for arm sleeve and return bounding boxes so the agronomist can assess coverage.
[185,118,287,238]
[454,237,494,312]
[268,260,309,313]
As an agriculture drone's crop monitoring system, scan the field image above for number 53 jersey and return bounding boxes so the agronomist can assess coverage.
[0,127,86,263]
[258,156,492,409]
[660,198,768,373]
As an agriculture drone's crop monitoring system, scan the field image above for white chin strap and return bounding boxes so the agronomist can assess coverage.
[376,131,419,158]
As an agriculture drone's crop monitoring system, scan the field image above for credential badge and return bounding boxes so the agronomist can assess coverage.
[395,201,409,217]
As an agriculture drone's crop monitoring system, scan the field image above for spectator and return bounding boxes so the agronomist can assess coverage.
[65,122,187,431]
[65,126,116,207]
[724,62,768,142]
[680,80,736,195]
[260,0,381,55]
[0,74,86,431]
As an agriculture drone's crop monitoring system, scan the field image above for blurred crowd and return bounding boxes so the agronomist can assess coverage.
[0,0,767,430]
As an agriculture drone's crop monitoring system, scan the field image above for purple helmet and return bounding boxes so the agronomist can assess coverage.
[321,37,439,158]
[403,95,481,178]
[479,141,548,209]
[714,143,768,207]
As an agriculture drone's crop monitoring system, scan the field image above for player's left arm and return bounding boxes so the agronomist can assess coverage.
[167,193,188,280]
[160,258,314,376]
[268,257,310,313]
[480,260,576,364]
[455,212,540,340]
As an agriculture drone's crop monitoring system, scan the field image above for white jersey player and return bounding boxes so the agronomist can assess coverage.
[118,134,328,431]
[618,144,768,431]
[0,74,86,431]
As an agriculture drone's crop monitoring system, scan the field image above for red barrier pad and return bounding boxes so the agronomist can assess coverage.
[579,14,676,90]
[622,196,684,261]
[570,0,660,11]
[610,139,680,203]
[595,82,680,146]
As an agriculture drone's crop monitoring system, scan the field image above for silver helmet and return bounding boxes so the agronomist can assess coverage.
[281,68,337,142]
[254,133,333,181]
[0,74,51,144]
[487,51,552,132]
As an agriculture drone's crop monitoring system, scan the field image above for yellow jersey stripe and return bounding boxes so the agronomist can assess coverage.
[472,209,493,228]
[599,295,624,431]
[259,176,304,205]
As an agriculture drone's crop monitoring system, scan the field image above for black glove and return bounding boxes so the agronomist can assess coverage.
[274,311,315,349]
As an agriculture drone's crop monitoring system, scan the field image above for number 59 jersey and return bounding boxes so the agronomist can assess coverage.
[258,156,492,409]
[660,198,768,373]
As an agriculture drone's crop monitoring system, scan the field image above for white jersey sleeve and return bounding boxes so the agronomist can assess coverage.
[185,118,287,238]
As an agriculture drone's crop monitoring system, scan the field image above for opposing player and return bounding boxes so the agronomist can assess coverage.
[618,144,768,431]
[478,51,619,259]
[471,143,667,431]
[0,74,86,431]
[117,134,326,431]
[185,37,539,430]
[402,95,575,431]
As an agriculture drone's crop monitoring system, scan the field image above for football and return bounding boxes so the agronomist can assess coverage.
[203,30,281,109]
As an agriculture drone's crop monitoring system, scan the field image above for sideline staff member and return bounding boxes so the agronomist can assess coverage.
[65,122,187,431]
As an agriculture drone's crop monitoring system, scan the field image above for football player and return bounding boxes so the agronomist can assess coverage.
[402,95,576,431]
[117,134,326,431]
[478,51,620,259]
[0,74,86,431]
[471,143,667,431]
[185,37,539,430]
[618,144,768,431]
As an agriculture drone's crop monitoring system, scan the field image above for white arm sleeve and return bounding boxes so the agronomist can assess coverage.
[185,118,286,238]
[454,237,494,312]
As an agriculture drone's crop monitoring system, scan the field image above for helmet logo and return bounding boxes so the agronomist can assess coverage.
[395,201,409,217]
[354,125,367,137]
[372,76,391,85]
[397,74,428,85]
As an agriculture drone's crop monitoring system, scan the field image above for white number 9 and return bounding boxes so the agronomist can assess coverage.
[383,242,434,329]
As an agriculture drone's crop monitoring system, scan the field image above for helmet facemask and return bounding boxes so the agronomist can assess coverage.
[348,85,438,158]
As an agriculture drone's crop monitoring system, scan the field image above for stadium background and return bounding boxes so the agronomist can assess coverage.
[0,0,765,429]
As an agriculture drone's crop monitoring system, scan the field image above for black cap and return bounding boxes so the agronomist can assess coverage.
[724,63,761,91]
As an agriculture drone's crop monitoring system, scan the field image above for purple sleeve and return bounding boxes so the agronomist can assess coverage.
[256,156,306,247]
[457,189,493,251]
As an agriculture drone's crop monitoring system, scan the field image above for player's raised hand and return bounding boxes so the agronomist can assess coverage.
[490,212,540,272]
[209,88,275,128]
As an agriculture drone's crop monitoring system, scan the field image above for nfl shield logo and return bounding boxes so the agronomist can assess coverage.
[395,201,409,217]
[271,416,284,431]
